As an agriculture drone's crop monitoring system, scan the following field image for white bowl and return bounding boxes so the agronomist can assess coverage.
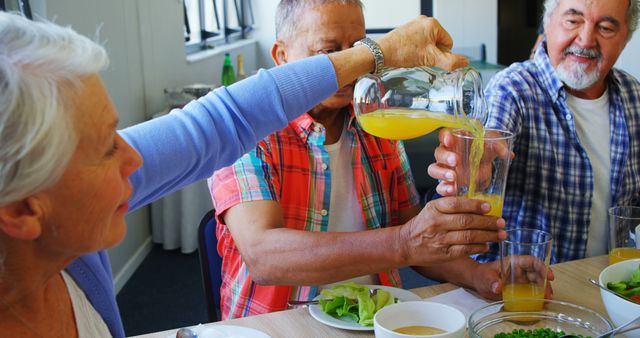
[599,258,640,338]
[373,301,465,338]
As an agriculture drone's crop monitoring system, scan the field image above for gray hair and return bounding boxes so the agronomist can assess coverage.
[275,0,364,40]
[0,12,109,206]
[542,0,640,41]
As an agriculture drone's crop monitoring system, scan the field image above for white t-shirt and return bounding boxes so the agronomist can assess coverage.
[61,271,112,338]
[321,122,378,287]
[566,90,611,256]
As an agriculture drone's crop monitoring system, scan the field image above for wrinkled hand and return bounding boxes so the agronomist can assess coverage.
[377,16,469,71]
[469,258,555,301]
[470,261,502,300]
[428,128,514,196]
[399,197,506,266]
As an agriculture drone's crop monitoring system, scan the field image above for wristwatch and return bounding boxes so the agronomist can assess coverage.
[354,37,385,75]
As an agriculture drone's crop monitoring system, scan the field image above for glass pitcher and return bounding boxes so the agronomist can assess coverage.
[353,67,487,140]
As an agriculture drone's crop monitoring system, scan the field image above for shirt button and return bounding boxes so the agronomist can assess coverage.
[321,163,328,170]
[582,234,588,239]
[299,133,305,138]
[314,125,322,133]
[566,114,572,120]
[320,209,328,216]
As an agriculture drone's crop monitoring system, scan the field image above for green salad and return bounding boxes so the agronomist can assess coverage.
[606,263,640,303]
[319,282,396,326]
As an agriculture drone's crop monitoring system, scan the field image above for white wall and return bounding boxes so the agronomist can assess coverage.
[135,0,258,116]
[252,0,279,69]
[363,0,420,29]
[616,34,640,79]
[434,0,498,64]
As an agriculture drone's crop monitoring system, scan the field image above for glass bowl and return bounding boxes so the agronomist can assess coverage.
[468,299,613,338]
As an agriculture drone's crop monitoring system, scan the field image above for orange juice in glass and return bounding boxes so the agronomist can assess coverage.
[452,129,515,217]
[608,206,640,265]
[609,248,640,265]
[466,193,504,217]
[500,229,552,311]
[502,284,545,311]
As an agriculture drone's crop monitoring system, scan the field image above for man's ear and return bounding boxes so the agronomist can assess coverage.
[0,197,44,240]
[271,41,288,66]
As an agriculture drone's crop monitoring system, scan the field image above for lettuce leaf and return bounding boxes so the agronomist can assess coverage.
[319,282,396,326]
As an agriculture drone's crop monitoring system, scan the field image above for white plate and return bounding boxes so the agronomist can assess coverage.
[308,285,421,331]
[167,324,271,338]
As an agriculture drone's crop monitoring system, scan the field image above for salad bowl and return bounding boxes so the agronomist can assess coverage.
[599,258,640,338]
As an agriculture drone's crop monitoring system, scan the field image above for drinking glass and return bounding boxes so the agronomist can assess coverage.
[608,206,640,265]
[452,128,515,217]
[500,228,552,311]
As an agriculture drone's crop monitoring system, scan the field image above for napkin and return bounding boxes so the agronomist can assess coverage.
[424,288,490,320]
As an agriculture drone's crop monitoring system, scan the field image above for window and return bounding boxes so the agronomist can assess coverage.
[183,0,254,54]
[0,0,33,19]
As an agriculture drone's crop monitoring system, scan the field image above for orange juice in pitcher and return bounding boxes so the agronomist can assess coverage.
[353,66,486,141]
[354,67,490,201]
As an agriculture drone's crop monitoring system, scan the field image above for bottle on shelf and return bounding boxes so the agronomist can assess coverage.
[221,53,236,86]
[236,53,246,81]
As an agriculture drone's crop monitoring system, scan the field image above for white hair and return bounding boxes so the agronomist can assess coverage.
[275,0,364,40]
[542,0,640,41]
[0,12,109,206]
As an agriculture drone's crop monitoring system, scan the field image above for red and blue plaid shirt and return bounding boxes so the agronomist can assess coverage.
[209,109,420,319]
[478,42,640,263]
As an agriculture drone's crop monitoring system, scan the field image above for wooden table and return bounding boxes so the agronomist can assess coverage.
[132,255,608,338]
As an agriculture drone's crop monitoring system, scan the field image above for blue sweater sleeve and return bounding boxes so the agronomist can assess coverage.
[122,55,338,211]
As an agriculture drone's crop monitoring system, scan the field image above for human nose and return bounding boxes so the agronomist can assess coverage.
[577,25,597,48]
[118,134,143,176]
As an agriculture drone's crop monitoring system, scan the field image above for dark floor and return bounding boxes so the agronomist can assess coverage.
[117,244,208,336]
[117,244,438,336]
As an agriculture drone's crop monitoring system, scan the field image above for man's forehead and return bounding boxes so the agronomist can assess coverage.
[558,0,627,13]
[300,3,363,23]
[554,0,628,25]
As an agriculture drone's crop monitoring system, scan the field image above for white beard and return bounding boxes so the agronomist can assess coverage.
[555,59,601,90]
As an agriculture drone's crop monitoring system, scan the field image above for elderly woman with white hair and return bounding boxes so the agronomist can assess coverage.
[0,11,468,337]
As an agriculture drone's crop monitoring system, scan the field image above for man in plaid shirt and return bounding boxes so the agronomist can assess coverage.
[430,0,640,263]
[208,0,513,320]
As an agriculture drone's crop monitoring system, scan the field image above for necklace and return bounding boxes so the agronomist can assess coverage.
[0,272,69,337]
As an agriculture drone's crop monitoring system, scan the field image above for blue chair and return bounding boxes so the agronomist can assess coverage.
[197,209,223,322]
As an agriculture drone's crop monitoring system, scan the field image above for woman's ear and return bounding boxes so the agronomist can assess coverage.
[271,41,288,66]
[0,197,44,240]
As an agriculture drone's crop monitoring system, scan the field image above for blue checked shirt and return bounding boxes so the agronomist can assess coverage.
[478,43,640,263]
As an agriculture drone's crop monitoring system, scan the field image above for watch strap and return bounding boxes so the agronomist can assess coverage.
[354,37,384,75]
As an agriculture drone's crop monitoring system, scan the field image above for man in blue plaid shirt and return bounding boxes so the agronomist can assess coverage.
[429,0,640,263]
